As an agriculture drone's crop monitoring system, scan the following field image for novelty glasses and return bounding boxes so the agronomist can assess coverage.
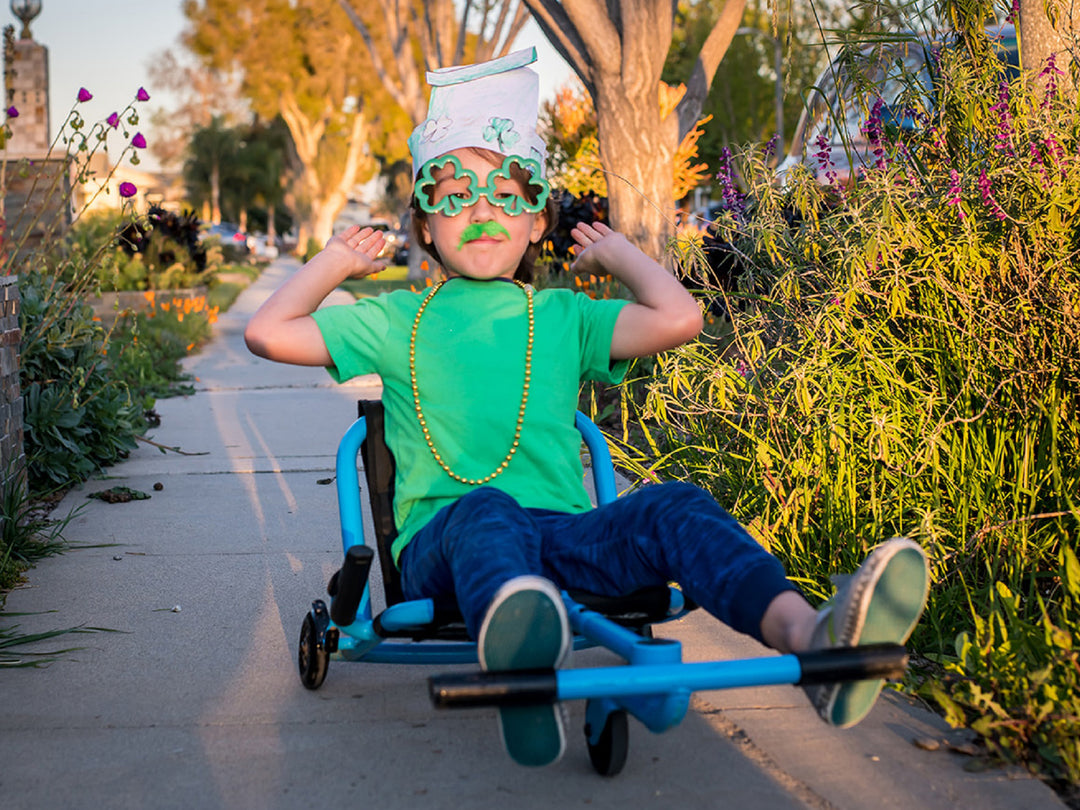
[414,154,550,217]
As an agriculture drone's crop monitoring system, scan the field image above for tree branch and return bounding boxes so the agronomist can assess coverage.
[676,0,746,139]
[560,0,621,74]
[521,0,597,94]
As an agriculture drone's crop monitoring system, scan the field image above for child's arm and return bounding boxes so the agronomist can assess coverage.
[244,225,386,366]
[569,221,703,359]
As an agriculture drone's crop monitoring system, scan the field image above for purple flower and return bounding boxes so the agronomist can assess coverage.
[764,133,780,160]
[989,82,1014,155]
[1029,140,1049,184]
[946,169,964,219]
[1044,135,1065,167]
[131,132,147,149]
[977,170,1006,221]
[118,181,137,198]
[77,87,93,103]
[136,87,150,102]
[813,134,842,190]
[5,106,17,118]
[715,147,746,217]
[1006,0,1020,22]
[106,112,120,129]
[1040,53,1064,108]
[860,98,887,169]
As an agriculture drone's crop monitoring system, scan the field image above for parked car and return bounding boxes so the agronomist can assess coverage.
[202,222,254,257]
[776,24,1019,185]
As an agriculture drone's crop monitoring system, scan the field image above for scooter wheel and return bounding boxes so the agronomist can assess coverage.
[298,611,329,690]
[586,706,629,776]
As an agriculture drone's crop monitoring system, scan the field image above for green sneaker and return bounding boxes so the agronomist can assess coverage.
[478,576,571,767]
[804,537,929,728]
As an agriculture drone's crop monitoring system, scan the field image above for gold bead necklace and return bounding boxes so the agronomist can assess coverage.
[409,278,534,486]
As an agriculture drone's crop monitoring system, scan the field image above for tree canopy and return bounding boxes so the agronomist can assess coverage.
[182,0,412,248]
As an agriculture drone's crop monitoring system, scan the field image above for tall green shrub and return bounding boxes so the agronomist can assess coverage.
[626,27,1079,785]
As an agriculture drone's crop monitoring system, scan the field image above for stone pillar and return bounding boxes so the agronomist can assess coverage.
[2,22,67,253]
[5,34,49,157]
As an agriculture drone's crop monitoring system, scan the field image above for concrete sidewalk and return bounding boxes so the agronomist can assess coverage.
[0,257,1066,809]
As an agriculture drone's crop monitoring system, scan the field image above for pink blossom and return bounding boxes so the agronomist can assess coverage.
[131,132,147,149]
[977,170,1007,221]
[136,87,150,102]
[5,106,17,118]
[118,181,137,198]
[77,87,93,103]
[947,169,963,211]
[106,112,120,129]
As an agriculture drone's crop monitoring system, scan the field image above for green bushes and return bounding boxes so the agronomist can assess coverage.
[66,206,209,292]
[17,262,144,492]
[625,28,1079,786]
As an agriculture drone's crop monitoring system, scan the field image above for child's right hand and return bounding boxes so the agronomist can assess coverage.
[324,225,389,279]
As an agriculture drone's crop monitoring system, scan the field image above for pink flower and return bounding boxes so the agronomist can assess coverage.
[131,132,147,149]
[106,112,120,129]
[136,87,150,102]
[5,106,17,118]
[118,181,137,198]
[77,87,93,103]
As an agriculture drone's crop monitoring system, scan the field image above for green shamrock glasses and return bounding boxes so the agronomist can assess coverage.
[414,154,550,217]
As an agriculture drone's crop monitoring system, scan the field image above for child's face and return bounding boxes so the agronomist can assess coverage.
[418,148,548,281]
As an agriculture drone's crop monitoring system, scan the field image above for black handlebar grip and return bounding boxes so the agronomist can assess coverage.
[329,545,374,627]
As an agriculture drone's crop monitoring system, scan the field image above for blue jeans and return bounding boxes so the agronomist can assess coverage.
[398,482,799,643]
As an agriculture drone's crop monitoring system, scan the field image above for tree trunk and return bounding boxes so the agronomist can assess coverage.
[1020,0,1079,94]
[210,163,222,224]
[592,77,676,263]
[308,187,349,248]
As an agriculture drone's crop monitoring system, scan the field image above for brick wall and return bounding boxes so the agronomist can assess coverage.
[0,275,23,492]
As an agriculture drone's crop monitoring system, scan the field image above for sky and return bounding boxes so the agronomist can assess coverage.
[17,0,573,173]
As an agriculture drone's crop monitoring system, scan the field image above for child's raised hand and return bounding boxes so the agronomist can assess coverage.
[324,225,388,279]
[568,221,629,277]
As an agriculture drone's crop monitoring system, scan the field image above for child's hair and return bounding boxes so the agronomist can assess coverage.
[410,147,558,284]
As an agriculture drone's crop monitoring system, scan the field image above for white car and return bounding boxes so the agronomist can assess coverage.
[776,24,1019,186]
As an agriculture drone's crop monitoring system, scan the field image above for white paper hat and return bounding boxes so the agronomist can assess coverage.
[408,47,547,178]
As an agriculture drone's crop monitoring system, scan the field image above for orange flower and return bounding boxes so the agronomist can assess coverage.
[143,291,155,303]
[177,312,184,322]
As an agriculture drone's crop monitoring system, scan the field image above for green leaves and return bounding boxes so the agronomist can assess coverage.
[624,21,1080,789]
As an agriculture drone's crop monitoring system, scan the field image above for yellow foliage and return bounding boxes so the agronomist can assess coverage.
[674,114,713,201]
[658,81,687,120]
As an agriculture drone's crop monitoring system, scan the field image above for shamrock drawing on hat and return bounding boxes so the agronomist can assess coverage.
[483,117,520,152]
[422,115,453,143]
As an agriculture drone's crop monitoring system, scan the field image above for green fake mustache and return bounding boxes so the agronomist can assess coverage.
[457,221,511,250]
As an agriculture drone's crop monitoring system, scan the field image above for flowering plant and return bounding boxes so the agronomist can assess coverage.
[0,23,165,492]
[625,22,1080,789]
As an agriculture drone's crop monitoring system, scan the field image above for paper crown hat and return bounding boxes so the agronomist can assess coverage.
[408,47,547,178]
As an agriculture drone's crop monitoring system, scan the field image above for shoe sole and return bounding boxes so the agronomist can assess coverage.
[822,538,929,728]
[479,577,569,767]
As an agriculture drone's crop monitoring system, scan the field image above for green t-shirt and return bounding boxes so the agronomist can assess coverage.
[312,277,629,562]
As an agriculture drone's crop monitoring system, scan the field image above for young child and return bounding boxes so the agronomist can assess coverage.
[245,48,930,768]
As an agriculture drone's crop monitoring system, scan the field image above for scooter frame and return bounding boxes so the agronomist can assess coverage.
[297,410,907,775]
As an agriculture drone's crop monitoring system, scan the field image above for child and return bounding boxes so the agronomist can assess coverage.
[245,48,930,768]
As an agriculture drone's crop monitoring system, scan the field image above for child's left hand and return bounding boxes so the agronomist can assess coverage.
[568,221,629,277]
